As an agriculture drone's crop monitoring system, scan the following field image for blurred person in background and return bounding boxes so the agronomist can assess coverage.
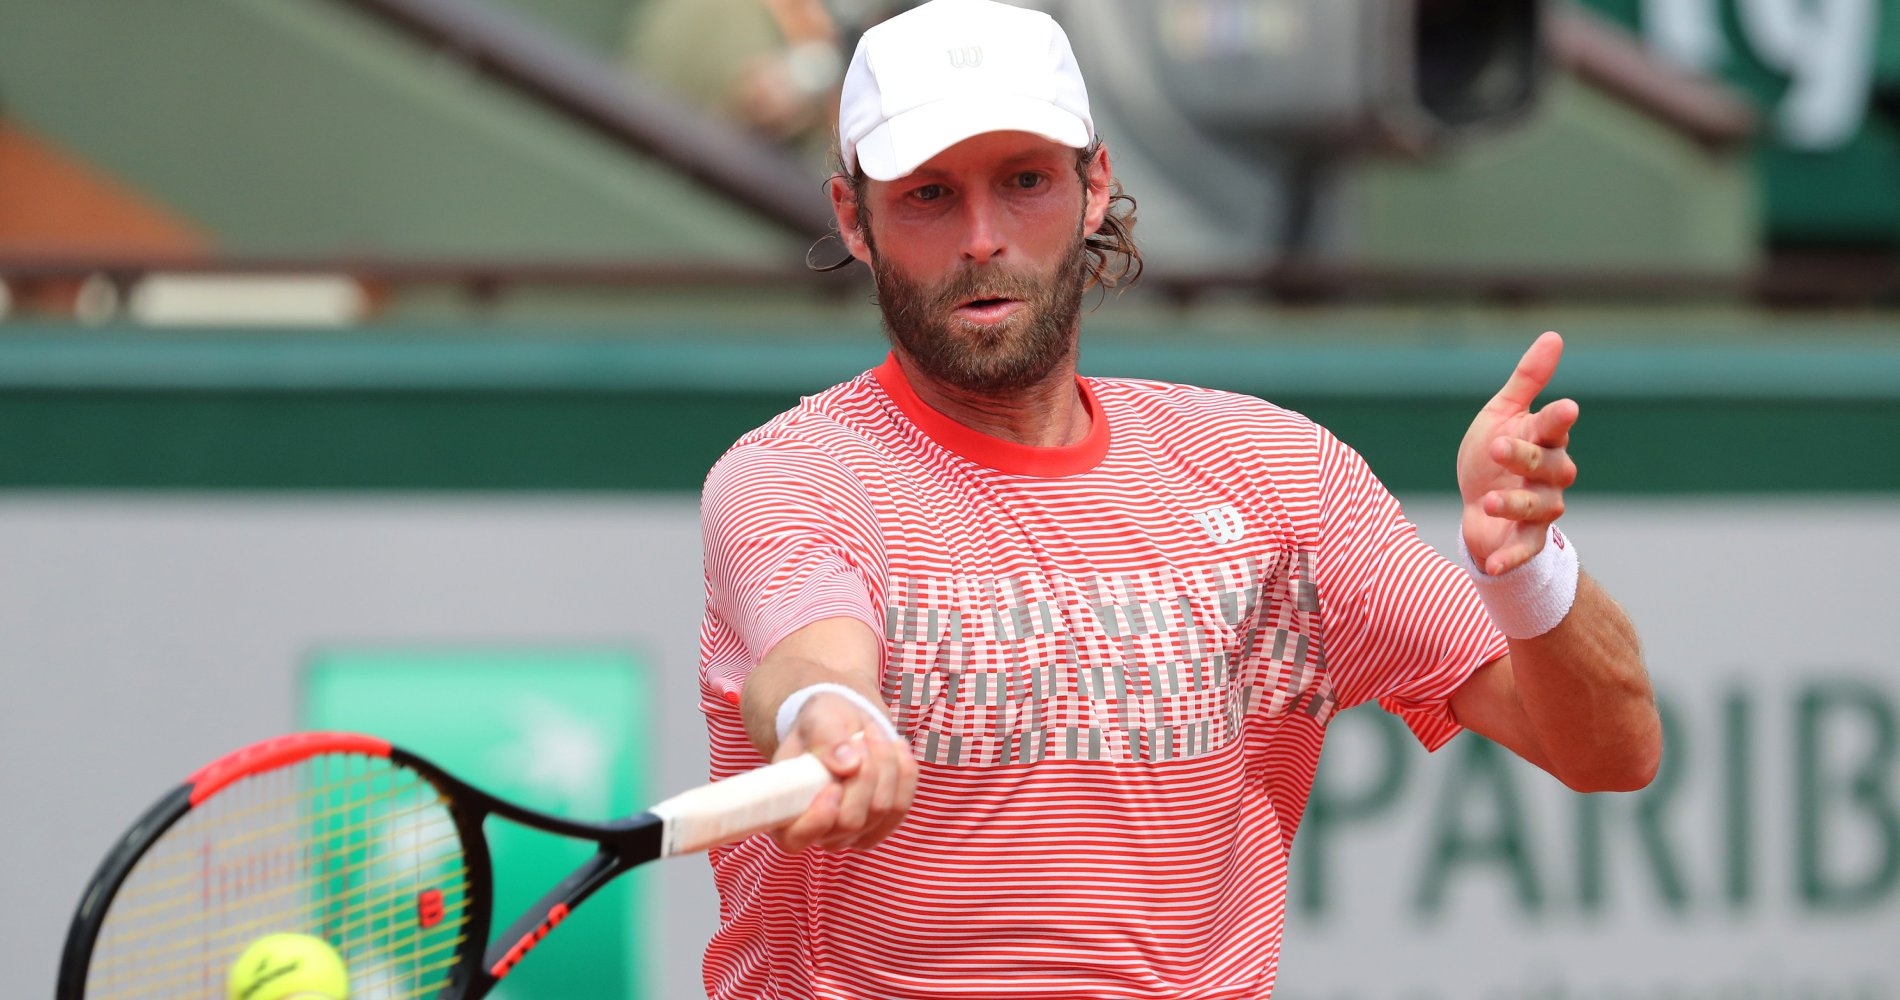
[624,0,902,169]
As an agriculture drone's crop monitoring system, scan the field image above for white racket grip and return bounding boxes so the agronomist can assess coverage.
[647,753,835,856]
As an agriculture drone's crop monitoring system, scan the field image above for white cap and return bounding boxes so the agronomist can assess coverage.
[838,0,1094,182]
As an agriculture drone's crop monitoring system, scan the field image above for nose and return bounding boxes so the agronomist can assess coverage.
[958,189,1007,263]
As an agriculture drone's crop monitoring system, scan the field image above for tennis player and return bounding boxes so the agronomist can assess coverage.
[696,1,1662,996]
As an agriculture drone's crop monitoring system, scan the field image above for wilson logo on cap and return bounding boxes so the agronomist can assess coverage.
[947,46,984,69]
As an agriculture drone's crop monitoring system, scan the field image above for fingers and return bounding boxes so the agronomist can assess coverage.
[769,692,916,854]
[1469,435,1574,576]
[1479,522,1555,576]
[1464,335,1580,577]
[772,781,844,854]
[815,717,916,851]
[1489,331,1565,413]
[772,731,856,853]
[1487,434,1577,488]
[1481,485,1566,523]
[1530,397,1579,448]
[818,728,878,850]
[861,738,919,846]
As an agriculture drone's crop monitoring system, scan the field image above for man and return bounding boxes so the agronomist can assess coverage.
[696,1,1662,996]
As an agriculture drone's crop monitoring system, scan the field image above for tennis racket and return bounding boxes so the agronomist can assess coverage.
[57,730,834,999]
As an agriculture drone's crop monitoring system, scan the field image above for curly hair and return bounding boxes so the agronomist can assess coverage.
[812,137,1143,292]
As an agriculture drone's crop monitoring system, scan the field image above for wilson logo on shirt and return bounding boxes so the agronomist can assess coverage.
[1192,503,1247,545]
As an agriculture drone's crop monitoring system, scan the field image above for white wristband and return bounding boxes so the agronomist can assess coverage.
[1457,525,1580,639]
[774,682,900,743]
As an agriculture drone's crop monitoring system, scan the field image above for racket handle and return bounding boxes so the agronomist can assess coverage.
[648,753,836,856]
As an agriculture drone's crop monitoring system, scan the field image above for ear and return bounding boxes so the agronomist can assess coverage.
[1081,142,1113,236]
[828,174,873,265]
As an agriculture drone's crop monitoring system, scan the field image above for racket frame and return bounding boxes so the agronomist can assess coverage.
[407,754,662,997]
[56,783,198,1000]
[59,730,804,1000]
[57,732,633,1000]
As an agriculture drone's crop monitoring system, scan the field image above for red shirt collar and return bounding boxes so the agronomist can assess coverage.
[872,353,1110,477]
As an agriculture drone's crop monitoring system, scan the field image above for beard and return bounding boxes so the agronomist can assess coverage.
[869,226,1089,394]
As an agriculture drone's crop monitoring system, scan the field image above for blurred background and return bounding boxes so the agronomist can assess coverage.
[1,0,1896,997]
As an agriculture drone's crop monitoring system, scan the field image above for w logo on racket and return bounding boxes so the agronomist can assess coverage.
[1192,503,1246,545]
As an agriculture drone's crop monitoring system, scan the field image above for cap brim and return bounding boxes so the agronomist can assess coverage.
[854,95,1091,181]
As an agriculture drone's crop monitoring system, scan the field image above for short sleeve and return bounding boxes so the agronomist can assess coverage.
[700,441,888,700]
[1311,428,1509,751]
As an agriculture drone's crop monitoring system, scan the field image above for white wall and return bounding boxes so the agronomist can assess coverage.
[6,495,1897,997]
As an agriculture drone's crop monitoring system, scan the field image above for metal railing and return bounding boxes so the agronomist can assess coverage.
[4,252,1899,321]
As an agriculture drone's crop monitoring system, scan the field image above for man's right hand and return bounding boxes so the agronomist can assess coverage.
[738,616,918,854]
[772,689,917,853]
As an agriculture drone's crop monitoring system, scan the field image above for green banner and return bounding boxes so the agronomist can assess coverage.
[302,648,653,999]
[1582,0,1900,246]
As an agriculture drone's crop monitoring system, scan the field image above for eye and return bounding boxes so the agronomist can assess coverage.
[1013,171,1046,190]
[910,183,946,202]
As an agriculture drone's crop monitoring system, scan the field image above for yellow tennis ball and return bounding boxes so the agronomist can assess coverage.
[227,933,350,1000]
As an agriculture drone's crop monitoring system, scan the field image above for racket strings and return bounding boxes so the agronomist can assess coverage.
[92,836,470,972]
[91,771,451,963]
[81,752,474,1000]
[98,776,454,929]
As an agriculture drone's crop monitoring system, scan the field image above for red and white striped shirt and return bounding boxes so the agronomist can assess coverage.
[697,354,1506,999]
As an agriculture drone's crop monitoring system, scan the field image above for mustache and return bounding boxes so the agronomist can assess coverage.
[929,265,1046,307]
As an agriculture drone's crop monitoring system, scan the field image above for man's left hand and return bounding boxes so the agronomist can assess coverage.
[1457,331,1580,575]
